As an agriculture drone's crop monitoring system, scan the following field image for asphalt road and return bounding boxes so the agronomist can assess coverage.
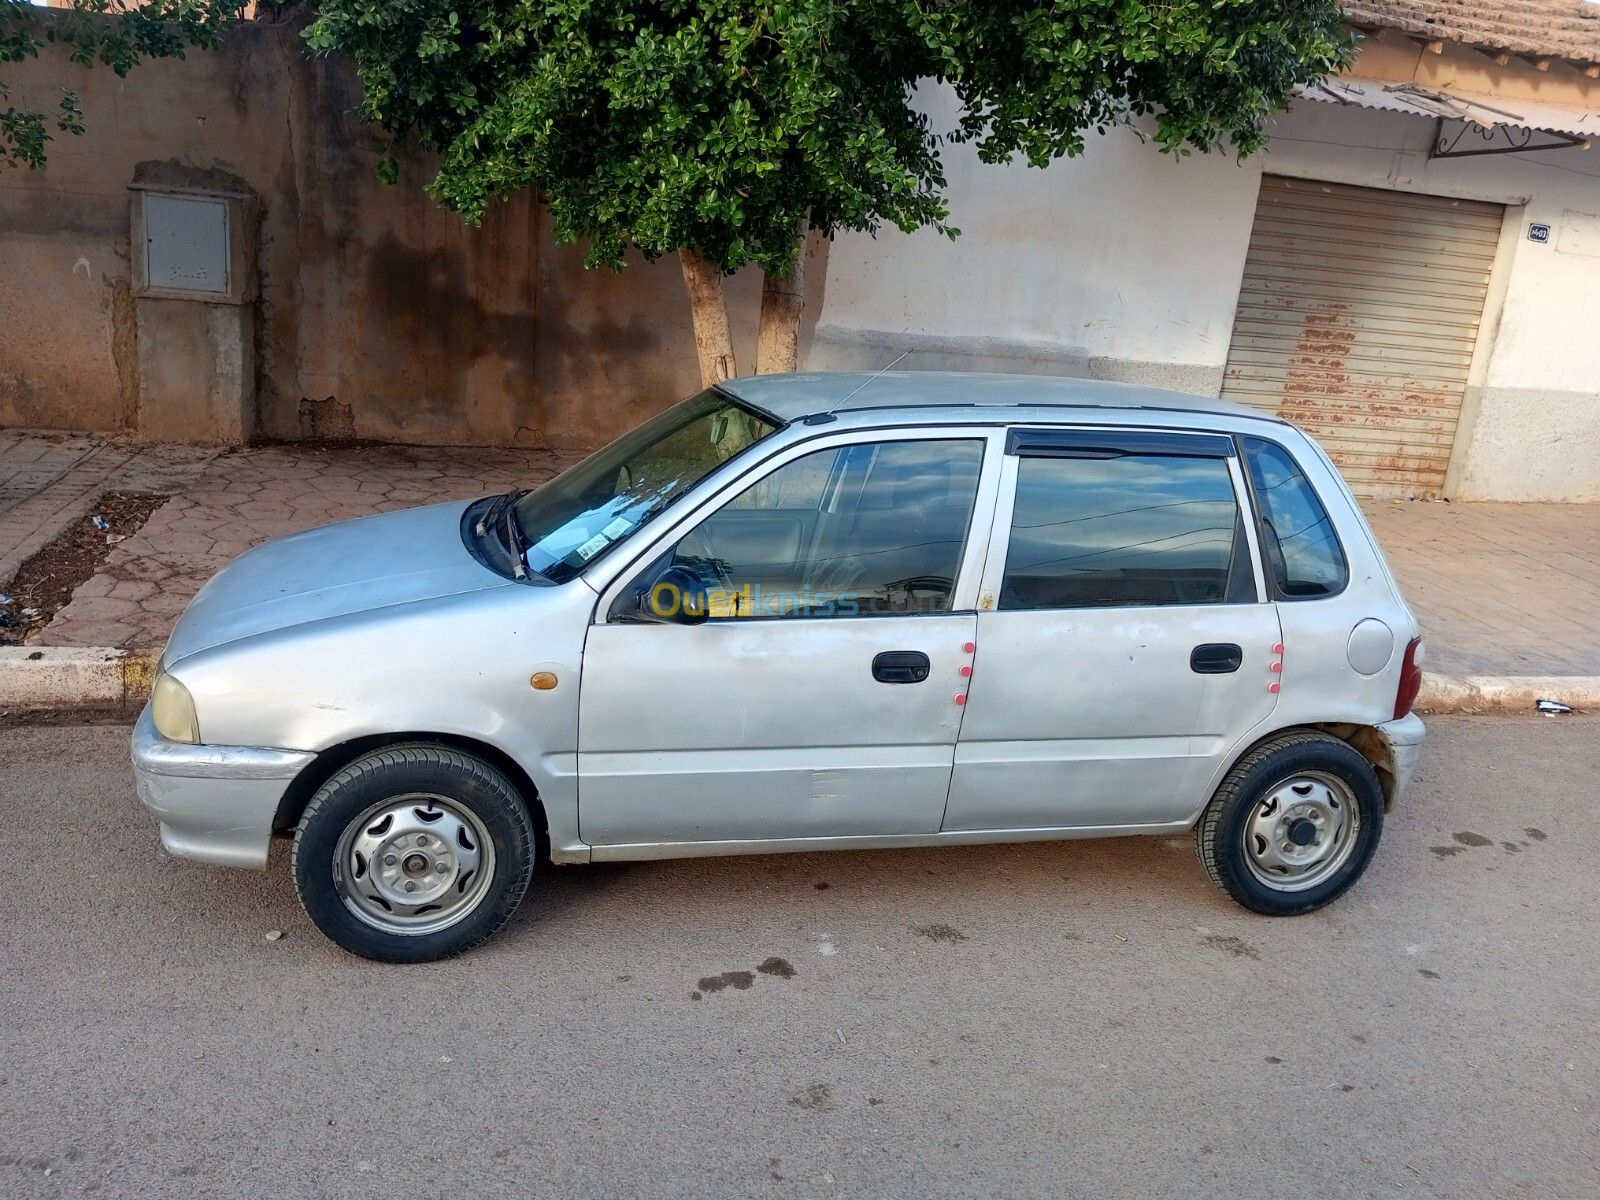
[2,716,1596,1200]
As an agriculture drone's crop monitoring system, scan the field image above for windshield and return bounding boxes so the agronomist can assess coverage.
[512,389,779,583]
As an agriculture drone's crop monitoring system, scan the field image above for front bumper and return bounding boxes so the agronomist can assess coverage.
[1376,712,1427,808]
[131,705,317,869]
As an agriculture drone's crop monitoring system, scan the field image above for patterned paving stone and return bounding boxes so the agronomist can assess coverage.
[1360,499,1600,678]
[0,432,218,590]
[43,443,583,649]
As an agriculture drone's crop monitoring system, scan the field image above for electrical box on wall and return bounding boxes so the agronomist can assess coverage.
[129,183,256,305]
[143,194,230,295]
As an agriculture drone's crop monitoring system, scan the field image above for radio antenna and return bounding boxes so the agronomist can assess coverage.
[823,350,910,416]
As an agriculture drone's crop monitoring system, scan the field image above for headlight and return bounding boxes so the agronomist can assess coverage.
[151,672,200,744]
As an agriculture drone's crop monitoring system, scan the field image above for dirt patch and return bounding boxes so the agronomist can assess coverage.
[787,1083,833,1111]
[696,970,755,994]
[0,706,136,728]
[1202,934,1261,961]
[0,491,169,645]
[912,923,968,944]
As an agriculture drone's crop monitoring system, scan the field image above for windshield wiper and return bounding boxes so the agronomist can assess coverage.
[474,492,508,538]
[502,499,529,580]
[474,490,532,579]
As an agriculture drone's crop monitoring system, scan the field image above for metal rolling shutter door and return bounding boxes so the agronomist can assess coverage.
[1221,176,1504,496]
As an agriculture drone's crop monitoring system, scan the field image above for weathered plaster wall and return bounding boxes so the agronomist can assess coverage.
[809,84,1264,396]
[0,162,138,431]
[0,17,784,451]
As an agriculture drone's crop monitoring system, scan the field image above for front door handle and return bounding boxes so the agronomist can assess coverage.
[872,651,931,684]
[1190,643,1243,674]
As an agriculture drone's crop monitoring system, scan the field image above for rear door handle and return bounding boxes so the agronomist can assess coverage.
[872,651,931,684]
[1190,643,1243,674]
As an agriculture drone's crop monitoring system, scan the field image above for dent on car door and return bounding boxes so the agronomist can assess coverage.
[577,431,1002,849]
[946,430,1283,832]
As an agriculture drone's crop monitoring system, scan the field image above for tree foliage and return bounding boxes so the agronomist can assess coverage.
[1,0,240,170]
[306,1,1351,277]
[307,2,957,276]
[938,1,1352,164]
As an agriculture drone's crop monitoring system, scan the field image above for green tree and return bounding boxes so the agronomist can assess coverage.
[309,1,1349,385]
[1,0,240,171]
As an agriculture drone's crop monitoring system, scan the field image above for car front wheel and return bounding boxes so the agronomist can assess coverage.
[1196,731,1384,916]
[291,744,536,962]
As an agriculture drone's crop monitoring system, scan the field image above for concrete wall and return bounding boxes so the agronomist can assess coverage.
[814,70,1600,501]
[0,16,791,451]
[809,84,1263,398]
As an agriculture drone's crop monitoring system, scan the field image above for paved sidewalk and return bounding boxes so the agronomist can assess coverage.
[3,431,1598,688]
[40,441,584,649]
[2,433,135,586]
[0,431,216,587]
[1360,499,1600,679]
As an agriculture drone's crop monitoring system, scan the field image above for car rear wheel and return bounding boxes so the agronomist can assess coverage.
[1196,731,1383,916]
[291,745,535,962]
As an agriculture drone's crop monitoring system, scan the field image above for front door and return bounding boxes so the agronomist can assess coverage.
[579,432,999,849]
[946,429,1282,832]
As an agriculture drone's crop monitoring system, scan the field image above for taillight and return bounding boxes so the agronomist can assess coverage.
[1394,636,1424,719]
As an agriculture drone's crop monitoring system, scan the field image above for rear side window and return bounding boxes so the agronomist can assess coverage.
[999,454,1248,609]
[1240,437,1348,599]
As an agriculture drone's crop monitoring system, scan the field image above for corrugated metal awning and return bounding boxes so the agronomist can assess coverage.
[1296,76,1600,141]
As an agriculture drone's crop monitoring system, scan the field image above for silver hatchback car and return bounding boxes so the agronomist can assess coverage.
[133,373,1426,962]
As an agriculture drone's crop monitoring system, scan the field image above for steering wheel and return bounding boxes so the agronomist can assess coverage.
[893,575,955,608]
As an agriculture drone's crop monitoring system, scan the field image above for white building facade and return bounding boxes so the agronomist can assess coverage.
[810,20,1600,503]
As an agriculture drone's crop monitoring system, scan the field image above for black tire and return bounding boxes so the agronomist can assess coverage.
[291,744,536,963]
[1196,731,1383,916]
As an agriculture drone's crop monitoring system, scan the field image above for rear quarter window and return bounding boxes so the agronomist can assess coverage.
[1240,436,1349,599]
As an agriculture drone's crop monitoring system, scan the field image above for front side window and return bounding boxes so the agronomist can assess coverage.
[512,389,777,583]
[1240,436,1349,598]
[663,438,985,618]
[1000,453,1246,609]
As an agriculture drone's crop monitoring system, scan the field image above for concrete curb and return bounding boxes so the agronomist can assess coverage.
[0,648,1592,717]
[0,646,159,711]
[1417,673,1599,715]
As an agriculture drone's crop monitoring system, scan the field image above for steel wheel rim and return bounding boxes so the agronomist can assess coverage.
[332,793,497,936]
[1243,771,1361,892]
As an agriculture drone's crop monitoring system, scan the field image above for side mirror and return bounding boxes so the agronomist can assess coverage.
[632,564,710,625]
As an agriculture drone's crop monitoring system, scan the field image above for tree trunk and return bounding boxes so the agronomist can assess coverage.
[679,246,736,387]
[755,230,807,375]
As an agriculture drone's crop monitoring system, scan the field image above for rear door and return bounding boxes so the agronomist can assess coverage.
[945,428,1282,832]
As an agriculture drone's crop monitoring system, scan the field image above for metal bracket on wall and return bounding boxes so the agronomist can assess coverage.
[1432,117,1588,159]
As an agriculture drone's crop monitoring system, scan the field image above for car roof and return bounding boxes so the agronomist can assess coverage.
[718,371,1277,426]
